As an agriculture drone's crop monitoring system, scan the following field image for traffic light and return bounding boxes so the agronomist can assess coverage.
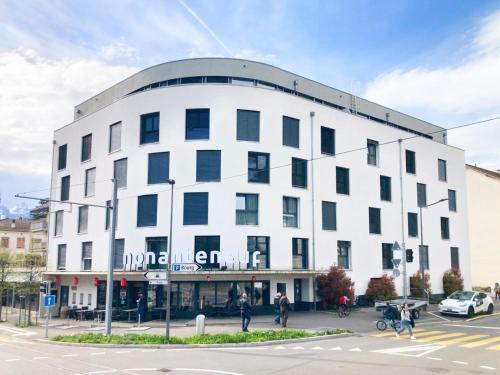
[39,281,48,294]
[406,249,414,263]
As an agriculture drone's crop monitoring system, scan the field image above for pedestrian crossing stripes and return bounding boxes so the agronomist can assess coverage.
[372,327,500,350]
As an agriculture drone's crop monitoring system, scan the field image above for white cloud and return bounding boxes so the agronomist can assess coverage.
[101,42,139,62]
[364,10,500,170]
[0,49,137,176]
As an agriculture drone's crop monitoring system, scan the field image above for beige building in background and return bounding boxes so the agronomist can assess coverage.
[466,165,500,290]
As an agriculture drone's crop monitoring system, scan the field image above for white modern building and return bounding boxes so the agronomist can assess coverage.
[46,58,470,318]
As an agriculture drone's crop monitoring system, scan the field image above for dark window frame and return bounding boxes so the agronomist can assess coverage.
[140,112,160,144]
[408,212,419,237]
[61,175,70,201]
[369,207,381,234]
[186,108,210,140]
[417,183,427,207]
[292,238,308,269]
[291,157,307,188]
[81,134,92,162]
[247,236,269,269]
[438,159,447,182]
[237,109,260,142]
[336,167,350,195]
[183,192,209,225]
[283,196,299,228]
[380,175,392,201]
[282,116,300,148]
[337,240,351,269]
[236,193,259,225]
[367,139,379,166]
[58,144,67,170]
[320,126,335,155]
[196,150,221,182]
[114,158,128,189]
[406,149,416,174]
[382,243,393,270]
[137,194,158,227]
[148,152,170,184]
[248,152,270,183]
[322,201,337,230]
[448,189,457,212]
[441,217,450,240]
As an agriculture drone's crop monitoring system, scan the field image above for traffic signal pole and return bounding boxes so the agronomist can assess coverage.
[105,179,119,336]
[398,139,408,301]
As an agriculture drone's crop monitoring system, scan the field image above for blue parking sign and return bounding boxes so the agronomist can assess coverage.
[44,294,55,307]
[173,264,180,271]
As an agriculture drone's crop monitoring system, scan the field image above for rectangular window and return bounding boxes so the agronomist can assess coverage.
[369,207,381,234]
[140,112,160,144]
[291,157,307,188]
[196,150,221,182]
[237,109,260,141]
[367,139,379,166]
[248,152,270,183]
[282,116,299,148]
[114,158,127,189]
[16,237,25,248]
[441,217,450,239]
[80,293,84,305]
[72,293,76,305]
[183,192,209,225]
[406,150,416,174]
[247,236,269,269]
[85,168,96,197]
[146,237,167,270]
[419,245,429,270]
[55,210,63,236]
[236,193,258,225]
[186,108,210,140]
[448,189,456,212]
[292,238,308,269]
[61,175,70,201]
[408,212,418,237]
[337,241,351,269]
[194,236,220,269]
[321,126,335,155]
[137,195,158,227]
[58,144,67,170]
[382,243,393,270]
[283,196,298,228]
[0,237,8,248]
[57,244,66,270]
[109,122,122,152]
[450,247,459,269]
[87,294,92,306]
[81,241,92,271]
[380,175,391,201]
[148,152,170,184]
[322,201,337,230]
[417,183,427,207]
[336,167,350,195]
[438,159,447,181]
[78,206,88,234]
[81,134,92,162]
[113,239,124,270]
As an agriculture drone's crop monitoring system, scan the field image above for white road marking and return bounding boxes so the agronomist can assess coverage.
[447,324,500,330]
[480,366,496,371]
[33,356,49,360]
[172,369,245,375]
[274,345,286,350]
[292,346,304,350]
[312,346,324,350]
[452,361,468,365]
[349,348,362,352]
[5,358,20,362]
[141,349,157,353]
[115,351,130,354]
[427,311,450,321]
[62,354,79,357]
[329,347,342,351]
[87,371,117,375]
[372,345,443,358]
[90,352,106,356]
[122,369,157,372]
[426,357,441,361]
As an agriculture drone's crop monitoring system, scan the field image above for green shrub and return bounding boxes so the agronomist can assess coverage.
[52,329,346,345]
[442,268,464,296]
[410,271,432,298]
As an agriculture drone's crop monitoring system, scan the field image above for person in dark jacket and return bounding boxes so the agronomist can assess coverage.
[273,292,282,324]
[239,293,251,332]
[136,292,147,324]
[279,292,291,328]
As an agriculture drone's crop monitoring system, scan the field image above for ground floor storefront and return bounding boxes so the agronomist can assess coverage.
[44,272,316,321]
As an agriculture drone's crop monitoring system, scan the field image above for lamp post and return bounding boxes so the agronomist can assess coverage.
[165,179,175,341]
[419,198,448,299]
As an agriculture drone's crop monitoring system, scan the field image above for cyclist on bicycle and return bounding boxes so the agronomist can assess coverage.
[339,294,350,312]
[383,303,398,327]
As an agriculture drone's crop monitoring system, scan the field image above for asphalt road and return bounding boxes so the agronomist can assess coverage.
[1,305,499,375]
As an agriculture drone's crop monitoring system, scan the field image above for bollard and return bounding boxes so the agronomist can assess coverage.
[195,314,206,336]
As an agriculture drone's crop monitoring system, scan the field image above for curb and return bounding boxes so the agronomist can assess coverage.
[38,332,353,349]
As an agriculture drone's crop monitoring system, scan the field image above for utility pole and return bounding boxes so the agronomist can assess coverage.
[165,179,175,341]
[44,280,51,338]
[398,139,408,301]
[309,111,317,311]
[105,179,118,336]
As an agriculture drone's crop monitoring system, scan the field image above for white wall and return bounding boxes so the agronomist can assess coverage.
[48,83,470,297]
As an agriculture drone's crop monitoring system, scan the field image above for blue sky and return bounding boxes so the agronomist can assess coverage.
[0,0,499,212]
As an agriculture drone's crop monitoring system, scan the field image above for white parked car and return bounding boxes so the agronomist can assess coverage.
[439,291,494,317]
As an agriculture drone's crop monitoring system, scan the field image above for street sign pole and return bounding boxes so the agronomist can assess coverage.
[105,178,118,336]
[166,180,175,341]
[44,281,51,338]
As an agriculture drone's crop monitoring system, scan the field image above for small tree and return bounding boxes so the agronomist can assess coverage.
[365,274,397,302]
[0,249,14,321]
[443,268,464,296]
[316,266,355,309]
[410,270,432,298]
[18,253,45,325]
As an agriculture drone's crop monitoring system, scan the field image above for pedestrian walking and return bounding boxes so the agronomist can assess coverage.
[396,303,416,339]
[495,283,500,301]
[239,293,252,332]
[273,292,282,324]
[279,292,291,328]
[136,292,146,324]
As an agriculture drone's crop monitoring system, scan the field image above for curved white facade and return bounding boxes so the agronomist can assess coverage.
[48,59,470,315]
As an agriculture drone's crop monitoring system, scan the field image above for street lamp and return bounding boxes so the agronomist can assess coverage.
[165,179,175,341]
[418,198,448,299]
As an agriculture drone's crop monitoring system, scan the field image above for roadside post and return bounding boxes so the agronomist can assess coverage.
[42,281,54,338]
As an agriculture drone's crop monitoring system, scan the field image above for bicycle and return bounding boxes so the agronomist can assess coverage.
[338,304,351,318]
[376,317,400,331]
